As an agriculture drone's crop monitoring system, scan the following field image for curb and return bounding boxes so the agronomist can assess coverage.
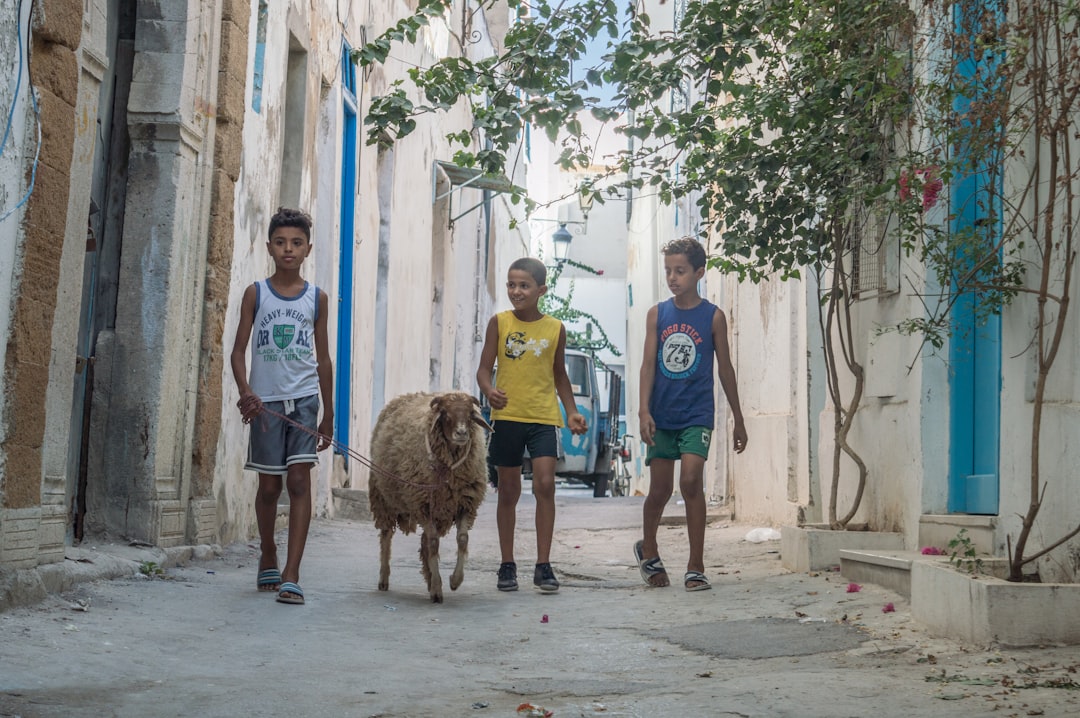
[0,542,222,613]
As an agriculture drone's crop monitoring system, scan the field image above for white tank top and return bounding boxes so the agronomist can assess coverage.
[248,279,321,402]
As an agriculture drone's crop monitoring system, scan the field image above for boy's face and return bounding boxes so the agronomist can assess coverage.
[664,253,705,297]
[505,268,546,311]
[267,226,311,269]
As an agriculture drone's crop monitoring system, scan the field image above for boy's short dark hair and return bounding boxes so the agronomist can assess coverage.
[662,237,707,270]
[509,257,547,286]
[268,207,312,242]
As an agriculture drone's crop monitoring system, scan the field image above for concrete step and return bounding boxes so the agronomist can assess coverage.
[839,549,927,599]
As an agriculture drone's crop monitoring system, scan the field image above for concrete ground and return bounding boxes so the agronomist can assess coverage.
[2,485,1079,718]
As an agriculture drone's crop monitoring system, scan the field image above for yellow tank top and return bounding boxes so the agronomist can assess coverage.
[491,311,564,426]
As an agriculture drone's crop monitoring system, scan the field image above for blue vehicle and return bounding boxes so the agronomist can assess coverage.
[556,348,622,497]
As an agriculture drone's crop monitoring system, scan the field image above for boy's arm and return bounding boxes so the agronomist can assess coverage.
[553,325,587,435]
[476,315,507,409]
[229,283,260,423]
[638,305,659,445]
[713,307,747,453]
[314,288,334,451]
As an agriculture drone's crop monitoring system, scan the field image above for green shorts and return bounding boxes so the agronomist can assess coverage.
[645,426,713,465]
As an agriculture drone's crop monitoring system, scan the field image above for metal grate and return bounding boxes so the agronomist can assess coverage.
[849,201,898,298]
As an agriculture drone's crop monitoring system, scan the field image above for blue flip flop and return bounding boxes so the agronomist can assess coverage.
[257,568,282,592]
[276,581,305,605]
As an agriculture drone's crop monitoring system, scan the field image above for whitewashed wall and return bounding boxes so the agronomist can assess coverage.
[212,0,526,540]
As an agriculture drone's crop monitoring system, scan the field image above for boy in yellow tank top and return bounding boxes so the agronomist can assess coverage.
[477,257,588,593]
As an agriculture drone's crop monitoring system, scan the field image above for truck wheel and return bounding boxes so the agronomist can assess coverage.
[591,472,609,498]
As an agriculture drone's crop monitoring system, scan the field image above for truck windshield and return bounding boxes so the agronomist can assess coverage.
[566,354,591,397]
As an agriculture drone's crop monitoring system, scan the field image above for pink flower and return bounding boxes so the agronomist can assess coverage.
[882,603,896,613]
[540,614,549,623]
[918,167,943,210]
[898,170,912,202]
[921,546,944,555]
[846,583,862,593]
[899,167,944,212]
[596,269,605,276]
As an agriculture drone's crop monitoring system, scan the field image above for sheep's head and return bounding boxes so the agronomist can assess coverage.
[429,393,492,448]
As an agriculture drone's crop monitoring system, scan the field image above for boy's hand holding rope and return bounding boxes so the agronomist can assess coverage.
[237,394,263,425]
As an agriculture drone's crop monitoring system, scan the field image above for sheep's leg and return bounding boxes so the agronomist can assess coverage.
[419,534,432,587]
[378,527,393,591]
[450,513,474,591]
[421,528,443,603]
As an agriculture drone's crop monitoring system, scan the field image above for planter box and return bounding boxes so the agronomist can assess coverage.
[781,524,905,572]
[911,559,1080,646]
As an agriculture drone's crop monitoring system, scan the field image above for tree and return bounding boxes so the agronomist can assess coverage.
[357,0,1080,566]
[541,258,622,364]
[360,0,925,529]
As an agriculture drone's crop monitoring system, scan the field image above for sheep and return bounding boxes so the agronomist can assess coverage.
[369,391,492,603]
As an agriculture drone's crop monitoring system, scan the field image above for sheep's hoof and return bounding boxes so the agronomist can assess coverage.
[431,593,443,604]
[450,573,463,591]
[378,582,388,591]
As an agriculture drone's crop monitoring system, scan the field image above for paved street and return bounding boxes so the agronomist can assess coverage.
[2,485,1079,718]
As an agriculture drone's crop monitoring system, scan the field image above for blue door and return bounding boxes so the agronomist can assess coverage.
[335,42,357,453]
[947,0,1001,514]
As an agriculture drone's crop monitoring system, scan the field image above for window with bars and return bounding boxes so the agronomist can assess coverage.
[847,200,900,299]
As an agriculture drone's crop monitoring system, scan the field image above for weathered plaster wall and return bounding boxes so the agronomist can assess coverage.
[85,0,223,546]
[189,0,251,544]
[722,275,806,527]
[0,0,86,567]
[0,0,35,443]
[997,205,1080,580]
[212,0,526,542]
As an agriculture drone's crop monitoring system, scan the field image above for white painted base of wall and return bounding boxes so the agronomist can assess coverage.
[331,488,371,522]
[781,524,906,572]
[911,559,1080,647]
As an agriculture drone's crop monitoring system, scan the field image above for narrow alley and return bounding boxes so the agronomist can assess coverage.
[2,490,1077,718]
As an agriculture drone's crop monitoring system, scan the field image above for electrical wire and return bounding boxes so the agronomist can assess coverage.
[0,0,41,223]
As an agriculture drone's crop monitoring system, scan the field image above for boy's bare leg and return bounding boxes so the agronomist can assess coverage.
[641,459,675,587]
[496,467,523,563]
[530,457,557,564]
[255,473,283,589]
[679,454,708,585]
[279,464,312,598]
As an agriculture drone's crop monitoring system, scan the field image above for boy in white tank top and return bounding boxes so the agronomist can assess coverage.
[230,207,334,606]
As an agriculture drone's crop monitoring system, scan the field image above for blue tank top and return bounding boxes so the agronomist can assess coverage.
[649,298,717,430]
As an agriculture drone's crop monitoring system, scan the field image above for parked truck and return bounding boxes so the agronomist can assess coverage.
[555,348,623,497]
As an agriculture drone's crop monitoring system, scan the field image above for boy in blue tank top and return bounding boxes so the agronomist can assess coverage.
[230,207,334,606]
[634,238,747,591]
[477,257,587,593]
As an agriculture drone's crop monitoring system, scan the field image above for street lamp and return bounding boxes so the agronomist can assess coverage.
[551,223,573,263]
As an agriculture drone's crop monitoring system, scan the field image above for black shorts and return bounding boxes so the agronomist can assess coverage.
[488,420,558,467]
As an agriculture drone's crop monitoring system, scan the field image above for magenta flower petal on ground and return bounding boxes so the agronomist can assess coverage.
[883,603,895,613]
[921,546,944,555]
[846,583,861,593]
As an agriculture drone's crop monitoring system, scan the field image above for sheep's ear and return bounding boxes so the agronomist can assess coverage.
[470,395,481,407]
[472,411,494,433]
[429,396,441,410]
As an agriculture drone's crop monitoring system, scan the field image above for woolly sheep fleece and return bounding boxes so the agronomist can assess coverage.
[369,392,490,601]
